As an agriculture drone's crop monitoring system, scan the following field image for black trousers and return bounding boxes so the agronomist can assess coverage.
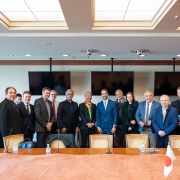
[51,122,59,134]
[24,128,34,141]
[36,131,51,148]
[0,133,4,148]
[115,125,125,148]
[80,128,95,148]
[61,125,76,136]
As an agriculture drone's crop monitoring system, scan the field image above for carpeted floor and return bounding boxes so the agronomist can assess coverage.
[0,154,179,180]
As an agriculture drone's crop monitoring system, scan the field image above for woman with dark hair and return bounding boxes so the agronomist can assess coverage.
[122,92,139,136]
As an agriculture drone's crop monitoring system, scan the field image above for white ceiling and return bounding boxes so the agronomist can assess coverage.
[0,0,180,61]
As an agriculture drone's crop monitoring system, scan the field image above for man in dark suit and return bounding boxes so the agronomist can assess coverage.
[49,90,60,134]
[0,87,22,148]
[96,88,117,135]
[17,91,35,141]
[136,91,160,148]
[57,89,79,135]
[152,95,178,148]
[171,87,180,134]
[79,91,96,148]
[114,89,126,147]
[34,87,54,148]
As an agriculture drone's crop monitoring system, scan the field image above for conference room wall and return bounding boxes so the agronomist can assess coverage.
[0,65,179,104]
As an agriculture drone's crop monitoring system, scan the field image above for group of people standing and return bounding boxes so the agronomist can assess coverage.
[0,86,179,149]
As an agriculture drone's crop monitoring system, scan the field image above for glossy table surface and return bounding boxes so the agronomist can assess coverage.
[0,148,180,155]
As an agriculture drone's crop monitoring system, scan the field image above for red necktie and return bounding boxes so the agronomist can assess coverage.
[52,101,57,122]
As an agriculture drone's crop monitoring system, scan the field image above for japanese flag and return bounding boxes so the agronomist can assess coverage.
[164,144,176,177]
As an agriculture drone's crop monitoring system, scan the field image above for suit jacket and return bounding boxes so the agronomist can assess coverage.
[79,102,96,129]
[55,100,60,115]
[171,100,180,114]
[96,99,117,134]
[135,101,160,133]
[17,102,35,135]
[115,97,126,125]
[0,98,22,137]
[34,97,54,132]
[122,101,139,134]
[57,100,79,130]
[51,100,60,121]
[152,105,178,147]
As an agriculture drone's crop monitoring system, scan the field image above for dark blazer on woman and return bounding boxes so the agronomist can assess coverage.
[79,103,96,129]
[122,101,139,135]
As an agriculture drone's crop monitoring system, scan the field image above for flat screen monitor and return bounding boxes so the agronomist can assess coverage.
[154,72,180,96]
[28,71,71,95]
[91,71,134,95]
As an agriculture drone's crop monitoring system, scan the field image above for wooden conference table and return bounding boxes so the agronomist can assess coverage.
[0,147,180,155]
[0,148,180,180]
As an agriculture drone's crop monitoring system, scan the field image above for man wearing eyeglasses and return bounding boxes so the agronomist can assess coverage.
[49,90,60,134]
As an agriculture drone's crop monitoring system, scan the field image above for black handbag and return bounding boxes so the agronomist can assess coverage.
[18,138,36,148]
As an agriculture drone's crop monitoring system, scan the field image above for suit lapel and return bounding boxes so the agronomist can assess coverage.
[149,101,154,119]
[106,100,111,111]
[22,102,29,116]
[40,97,49,116]
[55,101,59,114]
[8,100,19,116]
[84,103,89,114]
[159,107,163,124]
[164,106,170,123]
[142,101,146,119]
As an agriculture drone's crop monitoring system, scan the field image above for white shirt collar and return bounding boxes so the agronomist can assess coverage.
[103,99,108,103]
[23,101,29,106]
[146,101,153,105]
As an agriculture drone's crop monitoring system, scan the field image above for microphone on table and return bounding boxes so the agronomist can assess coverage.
[5,129,13,154]
[104,129,112,154]
[56,129,61,154]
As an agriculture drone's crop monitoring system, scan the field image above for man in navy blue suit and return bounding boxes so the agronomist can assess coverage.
[17,91,35,141]
[96,88,117,135]
[136,91,160,148]
[152,95,178,148]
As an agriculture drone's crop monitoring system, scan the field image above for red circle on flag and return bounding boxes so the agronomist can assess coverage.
[165,156,171,167]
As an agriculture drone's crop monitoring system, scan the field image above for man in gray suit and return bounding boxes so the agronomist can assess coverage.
[34,87,54,148]
[135,91,160,148]
[114,89,126,147]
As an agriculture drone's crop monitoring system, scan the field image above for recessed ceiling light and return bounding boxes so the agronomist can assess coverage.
[101,54,108,57]
[7,54,13,56]
[177,54,180,57]
[139,54,146,57]
[26,54,32,57]
[42,42,52,45]
[63,54,70,57]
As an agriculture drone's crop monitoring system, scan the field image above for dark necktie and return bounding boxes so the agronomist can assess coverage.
[12,102,19,114]
[52,101,57,122]
[26,104,29,115]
